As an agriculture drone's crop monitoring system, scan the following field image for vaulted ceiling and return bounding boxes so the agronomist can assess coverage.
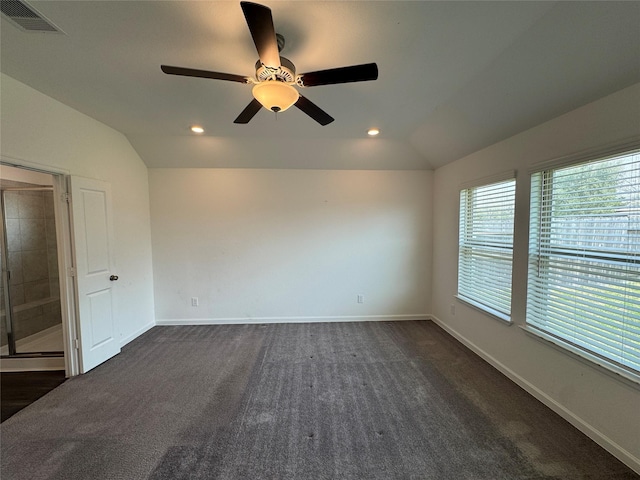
[2,1,639,170]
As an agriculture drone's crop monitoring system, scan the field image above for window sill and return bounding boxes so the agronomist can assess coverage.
[521,325,640,389]
[455,295,512,325]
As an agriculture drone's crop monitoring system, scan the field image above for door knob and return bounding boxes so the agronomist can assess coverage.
[110,275,119,281]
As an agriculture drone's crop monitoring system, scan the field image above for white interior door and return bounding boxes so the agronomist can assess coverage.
[70,176,120,373]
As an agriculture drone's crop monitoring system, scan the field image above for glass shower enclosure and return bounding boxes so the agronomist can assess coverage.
[0,182,64,357]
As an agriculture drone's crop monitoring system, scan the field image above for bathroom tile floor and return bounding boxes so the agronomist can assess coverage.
[0,324,64,356]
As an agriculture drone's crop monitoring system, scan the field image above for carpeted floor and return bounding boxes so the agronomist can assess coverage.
[1,321,637,479]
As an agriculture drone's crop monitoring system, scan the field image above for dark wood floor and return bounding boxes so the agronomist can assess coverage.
[1,370,66,422]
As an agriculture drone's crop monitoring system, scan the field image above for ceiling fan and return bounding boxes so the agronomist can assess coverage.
[161,1,378,126]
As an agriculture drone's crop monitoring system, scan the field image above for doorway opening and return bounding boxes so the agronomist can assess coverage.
[0,162,77,376]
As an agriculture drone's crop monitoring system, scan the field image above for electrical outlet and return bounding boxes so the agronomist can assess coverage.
[191,297,199,307]
[357,294,364,304]
[450,304,456,315]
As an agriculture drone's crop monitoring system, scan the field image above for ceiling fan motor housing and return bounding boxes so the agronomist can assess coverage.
[255,57,296,83]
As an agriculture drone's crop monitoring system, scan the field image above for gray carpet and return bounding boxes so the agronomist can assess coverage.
[1,321,637,479]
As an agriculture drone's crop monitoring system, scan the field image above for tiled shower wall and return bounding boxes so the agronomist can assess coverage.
[1,190,62,346]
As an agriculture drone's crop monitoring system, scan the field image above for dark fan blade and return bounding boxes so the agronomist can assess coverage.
[234,99,263,124]
[161,65,248,83]
[294,95,334,126]
[298,63,378,87]
[240,2,281,68]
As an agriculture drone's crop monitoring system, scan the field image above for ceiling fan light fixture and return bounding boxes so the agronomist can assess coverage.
[161,2,377,125]
[252,81,298,113]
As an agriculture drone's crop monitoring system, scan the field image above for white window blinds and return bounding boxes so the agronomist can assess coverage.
[527,150,640,374]
[458,178,516,319]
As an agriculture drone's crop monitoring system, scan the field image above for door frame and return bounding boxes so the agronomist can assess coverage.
[1,155,80,376]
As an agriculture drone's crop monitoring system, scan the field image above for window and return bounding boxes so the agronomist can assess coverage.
[458,177,516,320]
[527,149,640,375]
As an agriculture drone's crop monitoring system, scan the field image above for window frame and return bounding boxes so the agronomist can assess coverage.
[525,142,640,381]
[457,172,517,323]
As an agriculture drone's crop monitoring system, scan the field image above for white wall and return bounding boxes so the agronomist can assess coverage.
[0,73,156,346]
[432,83,640,470]
[150,168,431,323]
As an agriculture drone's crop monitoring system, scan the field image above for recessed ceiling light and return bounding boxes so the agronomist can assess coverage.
[367,128,380,136]
[190,125,204,134]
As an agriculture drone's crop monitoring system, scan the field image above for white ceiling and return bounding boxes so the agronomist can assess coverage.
[1,1,639,170]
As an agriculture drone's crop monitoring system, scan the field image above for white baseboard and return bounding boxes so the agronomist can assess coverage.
[120,321,155,347]
[156,314,429,326]
[429,315,640,475]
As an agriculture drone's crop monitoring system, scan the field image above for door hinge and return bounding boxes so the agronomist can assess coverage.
[73,338,79,350]
[61,192,70,203]
[67,267,76,277]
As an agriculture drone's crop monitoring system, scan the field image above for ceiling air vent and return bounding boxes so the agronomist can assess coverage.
[0,0,63,33]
